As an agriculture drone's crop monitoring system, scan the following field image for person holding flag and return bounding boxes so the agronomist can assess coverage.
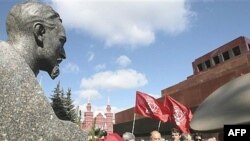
[164,95,193,133]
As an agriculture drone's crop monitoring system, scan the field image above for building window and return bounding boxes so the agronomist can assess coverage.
[213,56,220,64]
[197,63,203,72]
[222,51,230,61]
[205,60,211,68]
[232,46,241,56]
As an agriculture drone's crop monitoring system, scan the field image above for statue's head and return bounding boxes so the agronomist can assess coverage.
[6,2,66,79]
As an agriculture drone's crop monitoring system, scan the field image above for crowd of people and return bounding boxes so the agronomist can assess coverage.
[121,128,219,141]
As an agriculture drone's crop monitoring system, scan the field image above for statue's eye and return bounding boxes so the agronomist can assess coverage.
[59,36,66,44]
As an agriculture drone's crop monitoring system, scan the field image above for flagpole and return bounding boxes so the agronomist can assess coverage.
[132,113,136,134]
[157,121,161,131]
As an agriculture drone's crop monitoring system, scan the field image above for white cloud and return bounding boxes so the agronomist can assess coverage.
[94,63,106,71]
[116,55,131,68]
[62,62,80,73]
[78,89,102,99]
[87,52,95,62]
[51,0,194,48]
[81,69,148,90]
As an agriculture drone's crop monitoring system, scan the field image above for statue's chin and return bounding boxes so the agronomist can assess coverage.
[49,65,60,79]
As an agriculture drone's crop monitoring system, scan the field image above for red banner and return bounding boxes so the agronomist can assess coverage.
[164,95,192,133]
[135,91,170,122]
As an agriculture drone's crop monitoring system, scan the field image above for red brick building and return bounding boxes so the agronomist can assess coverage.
[81,101,113,133]
[114,36,250,137]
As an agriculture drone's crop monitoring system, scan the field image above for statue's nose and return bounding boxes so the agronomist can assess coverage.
[60,48,66,59]
[57,48,66,64]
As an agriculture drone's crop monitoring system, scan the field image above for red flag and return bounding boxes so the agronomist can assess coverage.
[164,95,192,133]
[135,91,170,122]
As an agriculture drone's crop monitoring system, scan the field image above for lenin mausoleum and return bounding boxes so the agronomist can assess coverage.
[114,36,250,138]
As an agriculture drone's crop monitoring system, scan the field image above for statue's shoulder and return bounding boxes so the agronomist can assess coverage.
[0,41,9,45]
[0,41,22,68]
[0,40,35,82]
[0,41,13,59]
[0,41,11,51]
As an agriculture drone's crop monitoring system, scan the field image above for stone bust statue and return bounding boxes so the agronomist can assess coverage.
[6,1,66,79]
[0,2,87,140]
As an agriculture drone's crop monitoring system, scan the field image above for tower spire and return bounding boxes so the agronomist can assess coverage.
[106,97,111,112]
[86,97,91,112]
[107,96,110,105]
[87,96,90,103]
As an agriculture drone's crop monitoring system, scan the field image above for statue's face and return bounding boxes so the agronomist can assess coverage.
[40,16,66,79]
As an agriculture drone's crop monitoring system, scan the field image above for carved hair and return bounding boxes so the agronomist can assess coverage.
[6,2,60,41]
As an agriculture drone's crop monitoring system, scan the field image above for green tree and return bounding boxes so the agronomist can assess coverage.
[65,88,77,122]
[50,82,78,123]
[50,82,67,120]
[75,107,82,127]
[78,110,82,126]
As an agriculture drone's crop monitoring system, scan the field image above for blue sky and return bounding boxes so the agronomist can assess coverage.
[1,0,250,117]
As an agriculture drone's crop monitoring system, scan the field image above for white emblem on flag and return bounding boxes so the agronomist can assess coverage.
[173,106,185,125]
[145,98,159,114]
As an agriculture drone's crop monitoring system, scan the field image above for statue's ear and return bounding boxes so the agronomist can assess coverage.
[33,23,45,47]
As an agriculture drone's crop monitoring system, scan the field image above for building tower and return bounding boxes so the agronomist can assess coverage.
[104,97,113,133]
[81,99,93,131]
[81,97,114,133]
